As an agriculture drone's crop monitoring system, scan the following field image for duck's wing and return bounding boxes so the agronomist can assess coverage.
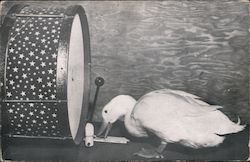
[147,89,222,117]
[165,89,211,106]
[149,89,217,106]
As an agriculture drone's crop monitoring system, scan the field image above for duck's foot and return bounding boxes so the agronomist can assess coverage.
[133,148,164,159]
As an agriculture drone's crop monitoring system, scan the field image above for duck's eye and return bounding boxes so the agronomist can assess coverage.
[104,110,108,113]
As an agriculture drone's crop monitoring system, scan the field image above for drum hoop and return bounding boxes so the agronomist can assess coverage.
[57,5,91,144]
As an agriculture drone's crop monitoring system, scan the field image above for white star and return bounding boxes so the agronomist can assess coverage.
[20,114,25,118]
[10,37,15,41]
[37,77,42,83]
[41,38,46,43]
[22,73,27,79]
[29,112,34,116]
[40,50,46,55]
[19,54,24,59]
[15,28,20,32]
[32,120,37,123]
[21,91,26,96]
[9,48,14,53]
[7,92,12,97]
[32,43,36,47]
[51,94,56,99]
[21,20,26,23]
[30,85,35,90]
[47,82,52,87]
[13,67,18,72]
[48,69,53,74]
[43,120,47,124]
[29,24,34,27]
[52,113,57,117]
[43,26,48,30]
[52,125,56,129]
[52,53,57,58]
[38,94,44,99]
[24,36,29,41]
[9,80,14,85]
[53,39,58,43]
[8,108,13,113]
[41,62,46,67]
[35,31,40,35]
[29,51,34,56]
[52,29,56,33]
[29,103,34,107]
[30,61,35,66]
[40,110,45,115]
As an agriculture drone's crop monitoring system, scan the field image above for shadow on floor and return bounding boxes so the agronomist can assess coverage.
[1,122,249,161]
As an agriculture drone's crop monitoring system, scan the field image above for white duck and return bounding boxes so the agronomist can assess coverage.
[96,89,245,158]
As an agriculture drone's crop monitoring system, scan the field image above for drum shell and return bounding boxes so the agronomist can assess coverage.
[0,4,91,144]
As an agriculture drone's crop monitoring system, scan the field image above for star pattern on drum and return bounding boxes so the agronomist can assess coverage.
[6,16,61,100]
[5,7,65,137]
[6,102,60,136]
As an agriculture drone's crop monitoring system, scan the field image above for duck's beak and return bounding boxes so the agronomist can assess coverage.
[96,122,113,138]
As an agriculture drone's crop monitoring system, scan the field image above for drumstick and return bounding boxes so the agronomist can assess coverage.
[88,77,105,122]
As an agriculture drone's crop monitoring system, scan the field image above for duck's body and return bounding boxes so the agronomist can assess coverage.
[125,89,244,148]
[97,89,245,158]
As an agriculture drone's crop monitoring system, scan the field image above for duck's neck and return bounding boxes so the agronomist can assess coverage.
[124,103,147,137]
[124,103,134,124]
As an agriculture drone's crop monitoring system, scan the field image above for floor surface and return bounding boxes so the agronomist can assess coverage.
[1,122,249,161]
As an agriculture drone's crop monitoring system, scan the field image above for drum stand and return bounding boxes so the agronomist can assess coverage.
[83,77,129,147]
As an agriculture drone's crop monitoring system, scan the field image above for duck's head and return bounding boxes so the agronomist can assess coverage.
[96,95,136,138]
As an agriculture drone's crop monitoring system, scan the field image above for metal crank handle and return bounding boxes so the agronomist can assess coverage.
[88,77,105,122]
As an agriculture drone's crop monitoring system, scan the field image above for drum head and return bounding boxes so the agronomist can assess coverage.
[67,14,85,140]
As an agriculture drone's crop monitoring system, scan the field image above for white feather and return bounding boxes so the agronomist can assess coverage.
[102,89,245,148]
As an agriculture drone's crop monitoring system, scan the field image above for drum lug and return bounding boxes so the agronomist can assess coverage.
[64,15,75,19]
[3,14,16,20]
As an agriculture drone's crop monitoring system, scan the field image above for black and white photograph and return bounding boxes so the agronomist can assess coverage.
[0,0,249,161]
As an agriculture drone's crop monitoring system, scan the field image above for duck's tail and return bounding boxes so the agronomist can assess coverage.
[231,117,246,133]
[217,116,246,135]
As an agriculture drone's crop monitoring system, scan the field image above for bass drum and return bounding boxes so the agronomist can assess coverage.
[1,4,91,144]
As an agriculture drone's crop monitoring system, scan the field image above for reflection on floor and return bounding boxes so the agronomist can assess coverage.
[2,122,249,161]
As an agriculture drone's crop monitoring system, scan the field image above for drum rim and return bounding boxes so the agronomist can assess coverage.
[58,5,91,145]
